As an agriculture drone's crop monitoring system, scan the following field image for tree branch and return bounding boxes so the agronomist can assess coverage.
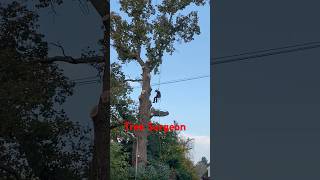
[124,79,142,82]
[41,56,104,64]
[50,42,67,56]
[135,55,145,67]
[151,108,169,117]
[110,114,125,129]
[46,41,104,64]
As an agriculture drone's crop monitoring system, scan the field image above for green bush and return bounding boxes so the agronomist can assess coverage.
[128,162,170,180]
[111,142,130,180]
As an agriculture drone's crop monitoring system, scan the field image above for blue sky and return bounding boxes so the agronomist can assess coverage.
[110,1,210,162]
[36,0,210,163]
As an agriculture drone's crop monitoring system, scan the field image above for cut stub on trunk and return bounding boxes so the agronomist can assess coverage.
[151,108,169,117]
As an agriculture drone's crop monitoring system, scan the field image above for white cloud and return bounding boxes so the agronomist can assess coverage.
[180,133,210,163]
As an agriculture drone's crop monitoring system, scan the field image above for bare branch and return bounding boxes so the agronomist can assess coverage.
[50,42,67,57]
[151,108,169,118]
[135,55,145,67]
[135,46,145,67]
[42,56,104,64]
[124,79,142,82]
[50,1,57,15]
[47,41,104,64]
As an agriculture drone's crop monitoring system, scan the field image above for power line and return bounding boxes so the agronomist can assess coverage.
[74,74,209,87]
[71,75,99,81]
[76,83,99,86]
[142,75,209,88]
[75,79,100,84]
[73,41,320,86]
[75,41,320,87]
[212,41,320,65]
[73,41,320,84]
[214,41,320,60]
[76,80,100,86]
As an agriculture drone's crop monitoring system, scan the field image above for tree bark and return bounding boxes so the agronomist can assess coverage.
[89,40,110,179]
[132,65,152,167]
[88,0,110,179]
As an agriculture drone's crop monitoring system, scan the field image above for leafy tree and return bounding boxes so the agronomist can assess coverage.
[110,141,130,180]
[128,162,170,180]
[1,0,207,179]
[111,0,206,168]
[18,0,112,179]
[195,157,209,179]
[0,2,91,179]
[158,129,198,180]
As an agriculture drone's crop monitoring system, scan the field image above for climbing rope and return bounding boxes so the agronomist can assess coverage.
[157,63,162,122]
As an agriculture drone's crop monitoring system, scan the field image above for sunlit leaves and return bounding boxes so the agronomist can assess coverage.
[111,0,206,74]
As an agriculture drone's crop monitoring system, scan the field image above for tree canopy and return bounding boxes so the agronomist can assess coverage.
[111,0,205,73]
[0,1,208,179]
[0,2,91,179]
[110,0,206,172]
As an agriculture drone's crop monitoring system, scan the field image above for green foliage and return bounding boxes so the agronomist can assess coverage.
[111,1,206,178]
[110,62,134,113]
[111,0,206,73]
[110,62,137,142]
[0,1,208,179]
[128,162,170,180]
[113,121,199,180]
[148,128,198,180]
[110,142,130,180]
[0,2,90,179]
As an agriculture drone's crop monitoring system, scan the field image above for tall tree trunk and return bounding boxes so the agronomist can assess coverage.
[90,37,110,179]
[89,0,110,179]
[132,65,152,167]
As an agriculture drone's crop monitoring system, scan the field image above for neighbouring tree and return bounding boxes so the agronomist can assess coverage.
[156,126,198,180]
[0,0,113,179]
[0,2,91,179]
[111,0,206,168]
[24,0,112,179]
[195,157,209,179]
[110,141,130,180]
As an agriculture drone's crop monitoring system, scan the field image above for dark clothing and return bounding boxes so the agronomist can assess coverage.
[153,90,161,103]
[155,90,161,98]
[153,96,158,103]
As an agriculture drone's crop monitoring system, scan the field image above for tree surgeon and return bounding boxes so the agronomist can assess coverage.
[111,0,206,169]
[153,89,161,103]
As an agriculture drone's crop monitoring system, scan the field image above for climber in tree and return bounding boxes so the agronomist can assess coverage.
[153,89,161,103]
